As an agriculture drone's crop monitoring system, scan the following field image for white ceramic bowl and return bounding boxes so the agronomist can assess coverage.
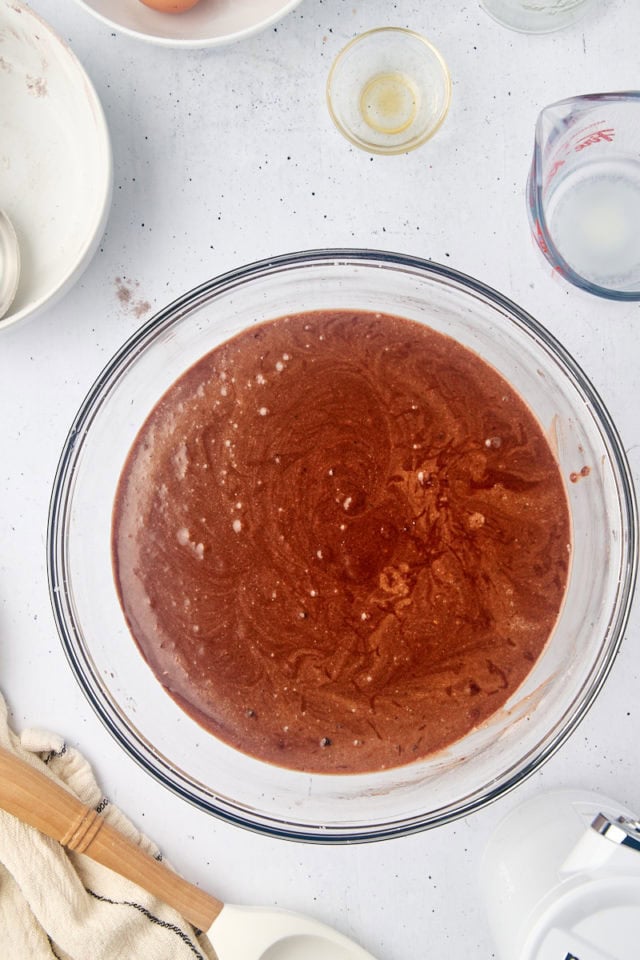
[0,0,112,331]
[71,0,304,48]
[48,250,637,842]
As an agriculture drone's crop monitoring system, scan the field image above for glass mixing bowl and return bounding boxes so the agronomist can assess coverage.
[48,250,637,842]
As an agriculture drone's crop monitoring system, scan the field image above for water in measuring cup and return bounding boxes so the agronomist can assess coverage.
[545,158,640,290]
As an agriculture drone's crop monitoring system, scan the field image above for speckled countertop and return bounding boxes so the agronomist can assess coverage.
[1,1,639,957]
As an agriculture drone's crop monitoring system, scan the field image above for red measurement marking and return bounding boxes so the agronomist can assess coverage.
[544,158,566,189]
[533,220,567,276]
[534,220,550,255]
[574,128,615,151]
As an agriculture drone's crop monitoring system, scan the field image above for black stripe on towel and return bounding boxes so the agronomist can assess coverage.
[48,936,63,959]
[43,744,67,764]
[86,888,207,960]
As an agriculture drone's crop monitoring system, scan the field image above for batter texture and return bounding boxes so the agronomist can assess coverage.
[112,310,570,773]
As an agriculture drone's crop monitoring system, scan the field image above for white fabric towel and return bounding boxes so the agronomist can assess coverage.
[0,692,216,960]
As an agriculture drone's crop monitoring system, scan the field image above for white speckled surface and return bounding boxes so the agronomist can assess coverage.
[1,1,639,957]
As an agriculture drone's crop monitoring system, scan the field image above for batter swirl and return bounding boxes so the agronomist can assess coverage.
[112,310,570,773]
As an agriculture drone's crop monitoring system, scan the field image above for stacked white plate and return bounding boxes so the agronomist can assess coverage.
[0,0,112,329]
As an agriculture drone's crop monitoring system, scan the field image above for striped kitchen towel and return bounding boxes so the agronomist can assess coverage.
[0,692,216,960]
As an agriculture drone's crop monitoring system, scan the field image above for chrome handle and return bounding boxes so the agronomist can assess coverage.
[591,812,640,854]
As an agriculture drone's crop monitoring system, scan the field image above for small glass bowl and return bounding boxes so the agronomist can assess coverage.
[326,28,451,155]
[479,0,595,34]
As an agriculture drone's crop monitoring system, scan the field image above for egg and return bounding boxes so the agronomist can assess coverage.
[138,0,202,12]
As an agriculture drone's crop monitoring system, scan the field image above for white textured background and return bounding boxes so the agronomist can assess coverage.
[1,1,639,957]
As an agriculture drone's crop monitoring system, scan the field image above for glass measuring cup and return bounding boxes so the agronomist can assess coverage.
[480,0,595,33]
[528,92,640,300]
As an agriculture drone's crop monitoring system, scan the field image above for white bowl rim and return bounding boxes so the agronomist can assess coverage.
[0,0,113,330]
[70,0,304,49]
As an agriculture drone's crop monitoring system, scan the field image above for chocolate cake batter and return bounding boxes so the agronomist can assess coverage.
[112,310,570,774]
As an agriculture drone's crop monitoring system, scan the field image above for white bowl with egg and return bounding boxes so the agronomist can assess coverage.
[71,0,304,48]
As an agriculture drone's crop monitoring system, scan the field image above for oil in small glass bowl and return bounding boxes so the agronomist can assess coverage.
[326,28,451,155]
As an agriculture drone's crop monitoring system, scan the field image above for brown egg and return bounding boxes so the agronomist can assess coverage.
[139,0,202,12]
